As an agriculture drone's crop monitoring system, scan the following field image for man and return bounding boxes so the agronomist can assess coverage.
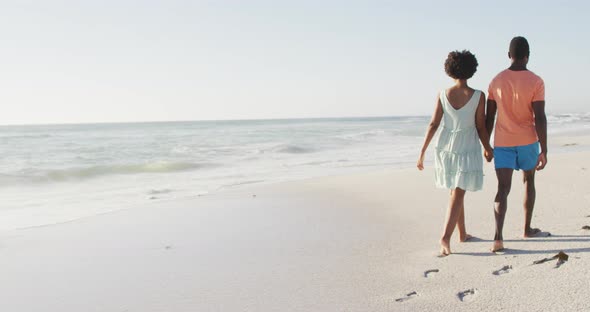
[486,36,548,252]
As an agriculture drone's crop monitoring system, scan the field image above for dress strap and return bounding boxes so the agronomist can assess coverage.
[439,89,448,110]
[471,90,483,109]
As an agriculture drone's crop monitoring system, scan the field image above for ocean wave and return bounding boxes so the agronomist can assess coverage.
[222,179,266,188]
[0,133,54,139]
[46,162,211,181]
[274,145,315,154]
[256,144,315,154]
[284,159,349,167]
[335,130,387,141]
[1,161,216,185]
[147,188,174,195]
[548,113,590,124]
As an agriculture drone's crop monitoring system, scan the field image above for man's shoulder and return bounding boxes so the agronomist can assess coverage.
[491,69,543,84]
[489,69,509,86]
[526,70,544,83]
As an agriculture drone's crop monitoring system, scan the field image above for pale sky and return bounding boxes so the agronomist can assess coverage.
[1,1,589,125]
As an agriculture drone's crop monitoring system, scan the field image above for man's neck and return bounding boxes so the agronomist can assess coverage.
[508,61,527,71]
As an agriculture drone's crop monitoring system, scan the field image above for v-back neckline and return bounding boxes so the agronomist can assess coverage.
[444,90,478,111]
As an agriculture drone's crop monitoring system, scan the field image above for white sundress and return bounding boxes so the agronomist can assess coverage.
[434,89,484,192]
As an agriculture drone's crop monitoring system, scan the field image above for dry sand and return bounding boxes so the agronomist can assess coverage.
[1,149,590,311]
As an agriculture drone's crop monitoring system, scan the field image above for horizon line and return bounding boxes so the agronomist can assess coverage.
[0,110,582,127]
[0,114,430,127]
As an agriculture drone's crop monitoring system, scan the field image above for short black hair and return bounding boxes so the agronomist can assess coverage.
[444,50,478,80]
[509,36,530,60]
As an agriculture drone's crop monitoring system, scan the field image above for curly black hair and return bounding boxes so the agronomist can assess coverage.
[444,50,478,80]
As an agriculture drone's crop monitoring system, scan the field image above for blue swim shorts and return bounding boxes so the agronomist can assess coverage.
[494,142,540,171]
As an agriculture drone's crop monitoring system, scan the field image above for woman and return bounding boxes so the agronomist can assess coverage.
[417,50,493,256]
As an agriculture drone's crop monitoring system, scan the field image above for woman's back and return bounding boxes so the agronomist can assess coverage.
[440,88,480,131]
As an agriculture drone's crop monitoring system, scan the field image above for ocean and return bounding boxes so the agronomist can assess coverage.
[1,114,589,230]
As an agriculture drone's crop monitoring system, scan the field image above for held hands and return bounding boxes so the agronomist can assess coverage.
[536,152,547,171]
[484,147,494,162]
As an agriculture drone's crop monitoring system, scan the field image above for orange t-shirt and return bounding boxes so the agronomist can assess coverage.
[488,69,545,147]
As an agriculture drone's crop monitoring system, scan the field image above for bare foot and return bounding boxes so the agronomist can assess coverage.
[491,240,504,252]
[524,228,542,238]
[439,239,451,256]
[459,234,473,242]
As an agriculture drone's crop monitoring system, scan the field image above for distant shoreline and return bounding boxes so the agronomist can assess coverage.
[2,111,587,127]
[0,115,430,128]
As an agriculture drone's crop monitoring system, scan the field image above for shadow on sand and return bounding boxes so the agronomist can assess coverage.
[452,234,590,257]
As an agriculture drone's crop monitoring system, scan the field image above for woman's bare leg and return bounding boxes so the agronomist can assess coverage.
[457,201,472,242]
[440,188,466,255]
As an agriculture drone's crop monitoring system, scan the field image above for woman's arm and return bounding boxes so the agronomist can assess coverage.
[475,93,493,162]
[417,93,444,170]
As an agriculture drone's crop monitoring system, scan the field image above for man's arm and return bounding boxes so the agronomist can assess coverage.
[475,93,493,162]
[485,99,497,137]
[532,101,547,170]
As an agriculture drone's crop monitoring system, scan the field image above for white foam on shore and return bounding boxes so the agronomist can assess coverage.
[1,115,589,231]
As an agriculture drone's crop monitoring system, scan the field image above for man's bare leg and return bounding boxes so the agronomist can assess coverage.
[493,169,513,252]
[440,188,466,256]
[522,169,541,237]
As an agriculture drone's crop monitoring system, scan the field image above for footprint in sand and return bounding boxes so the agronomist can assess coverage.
[555,259,567,269]
[424,269,439,278]
[395,291,418,302]
[457,289,477,302]
[492,265,513,276]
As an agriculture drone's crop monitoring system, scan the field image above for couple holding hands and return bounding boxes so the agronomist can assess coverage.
[417,36,548,256]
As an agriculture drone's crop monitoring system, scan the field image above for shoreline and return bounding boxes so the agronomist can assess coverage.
[3,119,590,234]
[4,133,590,233]
[2,148,590,310]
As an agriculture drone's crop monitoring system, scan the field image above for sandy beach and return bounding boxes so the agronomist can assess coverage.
[3,1,590,311]
[2,145,590,311]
